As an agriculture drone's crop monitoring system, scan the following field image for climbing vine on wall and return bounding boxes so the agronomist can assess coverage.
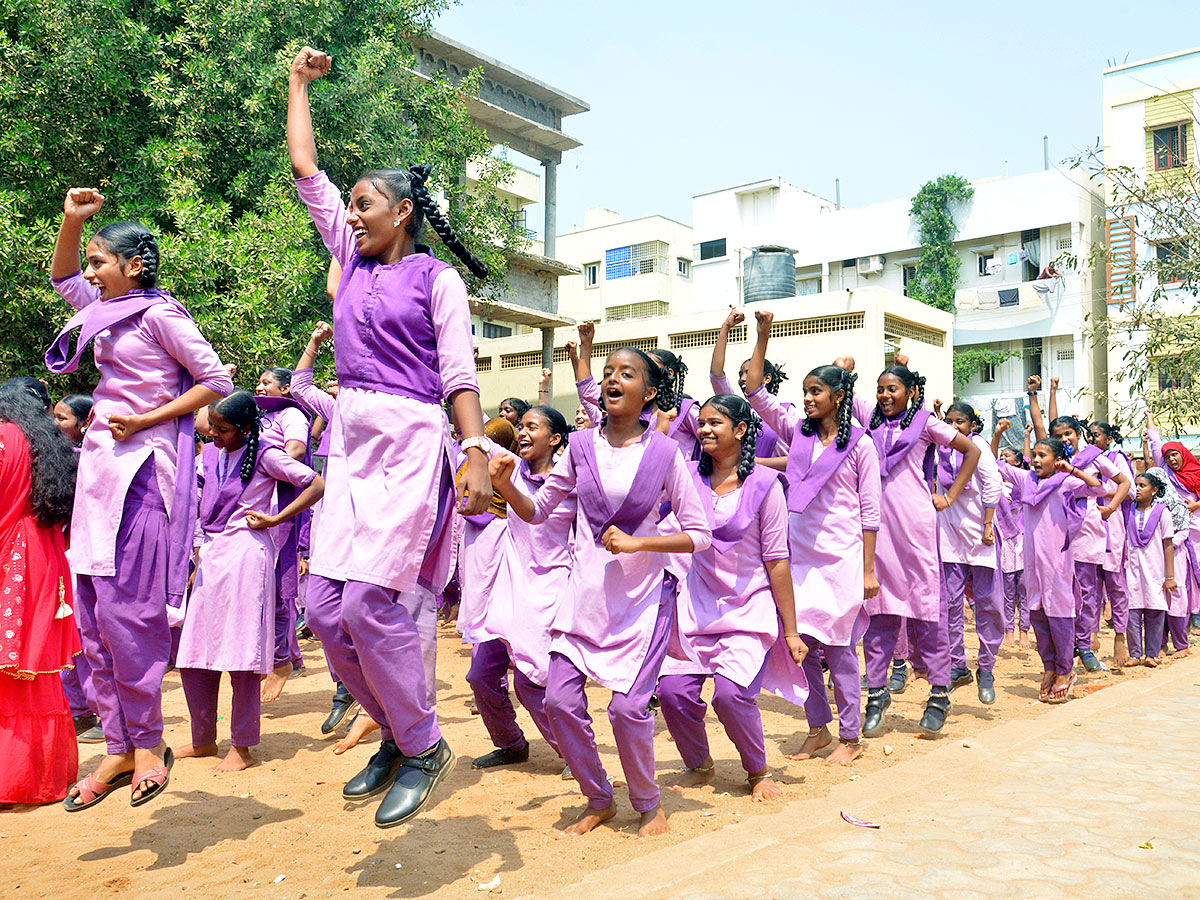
[953,346,1020,389]
[909,175,975,312]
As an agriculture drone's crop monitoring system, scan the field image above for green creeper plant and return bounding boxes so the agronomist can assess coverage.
[908,175,975,312]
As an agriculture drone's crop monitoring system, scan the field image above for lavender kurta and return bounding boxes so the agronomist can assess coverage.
[261,407,309,454]
[1071,452,1124,568]
[999,464,1108,617]
[296,171,476,594]
[710,372,790,457]
[751,387,881,645]
[936,434,1002,568]
[177,445,318,673]
[1148,430,1200,551]
[485,459,577,686]
[853,396,957,622]
[996,477,1025,573]
[1126,509,1175,613]
[528,427,712,693]
[50,272,233,577]
[455,509,509,646]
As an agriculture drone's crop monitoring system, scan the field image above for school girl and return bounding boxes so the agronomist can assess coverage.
[175,392,324,771]
[709,308,791,460]
[998,438,1107,702]
[1123,468,1186,666]
[990,421,1031,647]
[471,406,575,769]
[53,394,92,447]
[288,46,492,827]
[840,352,980,737]
[744,317,881,764]
[49,188,234,810]
[656,394,807,796]
[498,398,530,428]
[254,366,311,702]
[937,403,1004,704]
[491,347,711,838]
[1145,411,1200,630]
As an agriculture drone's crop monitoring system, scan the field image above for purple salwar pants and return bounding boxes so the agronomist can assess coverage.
[545,580,674,814]
[60,643,97,719]
[1075,562,1129,650]
[864,586,951,690]
[273,559,303,671]
[1003,571,1028,633]
[657,663,768,775]
[1029,609,1074,675]
[1167,615,1189,653]
[944,563,1005,673]
[179,668,261,747]
[799,638,861,740]
[466,638,559,756]
[1128,609,1166,659]
[304,575,440,755]
[74,462,172,755]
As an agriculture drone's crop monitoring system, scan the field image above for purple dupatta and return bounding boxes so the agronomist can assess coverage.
[687,461,780,553]
[573,428,677,543]
[1124,504,1165,549]
[198,443,249,535]
[870,409,932,479]
[785,425,867,515]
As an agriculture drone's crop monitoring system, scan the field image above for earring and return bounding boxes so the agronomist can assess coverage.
[394,219,401,227]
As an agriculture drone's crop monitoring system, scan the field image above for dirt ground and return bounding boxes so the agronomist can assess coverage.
[4,613,1172,900]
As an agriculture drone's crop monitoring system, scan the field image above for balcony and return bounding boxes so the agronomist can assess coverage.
[953,275,1081,344]
[954,277,1067,312]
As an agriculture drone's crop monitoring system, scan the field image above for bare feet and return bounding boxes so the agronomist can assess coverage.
[785,726,832,761]
[825,739,863,766]
[1144,656,1159,668]
[261,665,292,703]
[1124,656,1143,668]
[1017,630,1028,650]
[214,745,255,772]
[559,804,617,837]
[1090,633,1101,652]
[1039,671,1055,701]
[1170,647,1190,660]
[637,805,670,837]
[670,756,714,788]
[174,742,218,760]
[66,752,133,802]
[1114,633,1129,668]
[748,770,782,801]
[332,711,380,755]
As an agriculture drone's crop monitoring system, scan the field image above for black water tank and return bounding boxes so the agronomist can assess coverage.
[743,246,796,303]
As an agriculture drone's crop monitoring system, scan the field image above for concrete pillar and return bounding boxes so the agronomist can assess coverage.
[543,159,558,259]
[540,327,555,402]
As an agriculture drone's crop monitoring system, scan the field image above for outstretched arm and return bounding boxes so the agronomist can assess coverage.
[1027,375,1047,440]
[287,47,331,179]
[52,188,105,281]
[744,310,773,395]
[990,419,1011,457]
[1047,376,1060,424]
[710,309,744,387]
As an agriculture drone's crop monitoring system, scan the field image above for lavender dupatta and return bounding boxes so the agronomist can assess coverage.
[870,409,932,479]
[785,425,867,515]
[198,443,249,535]
[688,462,780,553]
[1124,503,1165,549]
[573,429,677,543]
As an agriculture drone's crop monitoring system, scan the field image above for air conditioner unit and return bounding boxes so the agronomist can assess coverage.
[857,254,885,275]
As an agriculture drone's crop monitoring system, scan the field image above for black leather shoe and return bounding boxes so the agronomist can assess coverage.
[374,738,457,829]
[861,688,891,738]
[976,669,996,705]
[950,667,973,690]
[73,713,99,737]
[919,690,951,735]
[322,688,360,735]
[887,660,908,694]
[471,741,529,769]
[343,740,403,800]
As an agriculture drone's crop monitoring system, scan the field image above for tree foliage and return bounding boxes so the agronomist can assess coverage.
[952,345,1020,389]
[908,174,974,312]
[0,0,523,394]
[1070,135,1200,434]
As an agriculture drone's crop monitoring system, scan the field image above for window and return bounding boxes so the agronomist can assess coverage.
[605,301,670,321]
[978,253,996,276]
[605,241,670,279]
[1156,240,1189,284]
[698,239,726,261]
[1158,358,1191,390]
[1153,123,1188,171]
[796,277,821,296]
[677,258,691,279]
[480,322,512,339]
[981,362,997,383]
[902,265,917,297]
[583,262,599,288]
[1023,337,1043,382]
[842,258,857,269]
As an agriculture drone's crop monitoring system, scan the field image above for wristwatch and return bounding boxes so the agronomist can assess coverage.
[461,436,494,454]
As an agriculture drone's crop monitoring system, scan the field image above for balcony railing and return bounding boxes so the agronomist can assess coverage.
[955,276,1069,312]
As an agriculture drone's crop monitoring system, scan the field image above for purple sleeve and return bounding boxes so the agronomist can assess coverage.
[1065,477,1109,500]
[1160,513,1176,542]
[757,480,789,561]
[746,384,802,444]
[431,268,480,398]
[576,376,604,427]
[294,171,355,267]
[291,368,335,422]
[852,394,874,427]
[1148,428,1165,467]
[855,435,882,532]
[51,271,100,311]
[925,414,960,448]
[279,407,310,447]
[663,449,713,553]
[710,372,735,396]
[975,435,1003,507]
[530,446,578,525]
[258,446,318,490]
[143,304,234,396]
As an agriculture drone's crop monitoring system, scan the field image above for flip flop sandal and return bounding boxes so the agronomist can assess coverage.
[63,770,134,812]
[130,748,175,807]
[1047,673,1077,704]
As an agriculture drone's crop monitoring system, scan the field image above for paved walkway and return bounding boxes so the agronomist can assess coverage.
[550,654,1200,900]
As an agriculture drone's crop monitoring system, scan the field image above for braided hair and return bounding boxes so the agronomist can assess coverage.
[209,391,262,483]
[1091,421,1123,445]
[697,394,761,481]
[800,365,858,450]
[94,221,159,288]
[763,359,789,395]
[649,349,687,411]
[0,390,77,527]
[869,365,925,431]
[360,164,489,279]
[945,401,984,435]
[624,348,675,413]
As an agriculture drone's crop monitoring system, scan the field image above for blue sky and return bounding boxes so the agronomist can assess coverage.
[434,1,1200,235]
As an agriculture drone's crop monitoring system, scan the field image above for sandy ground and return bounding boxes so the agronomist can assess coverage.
[4,612,1175,900]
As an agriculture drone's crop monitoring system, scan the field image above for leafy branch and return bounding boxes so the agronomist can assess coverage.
[908,175,974,312]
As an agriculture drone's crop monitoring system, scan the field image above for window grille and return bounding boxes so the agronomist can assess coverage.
[592,337,658,360]
[500,350,544,370]
[1057,348,1075,361]
[605,241,670,279]
[771,312,865,338]
[669,325,748,351]
[475,356,492,372]
[1057,238,1072,252]
[606,301,670,321]
[882,315,944,347]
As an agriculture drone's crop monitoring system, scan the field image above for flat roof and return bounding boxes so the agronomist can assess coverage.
[1103,45,1200,74]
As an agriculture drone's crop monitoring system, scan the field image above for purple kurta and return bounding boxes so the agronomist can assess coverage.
[1071,451,1124,568]
[295,171,476,594]
[936,435,1002,568]
[49,272,233,578]
[749,387,881,645]
[177,444,317,673]
[1125,508,1175,613]
[528,427,711,693]
[710,372,790,458]
[456,511,508,646]
[485,459,577,686]
[995,475,1026,573]
[852,395,955,622]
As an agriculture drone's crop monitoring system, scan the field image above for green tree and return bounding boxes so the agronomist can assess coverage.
[908,175,974,312]
[0,0,522,393]
[952,345,1020,390]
